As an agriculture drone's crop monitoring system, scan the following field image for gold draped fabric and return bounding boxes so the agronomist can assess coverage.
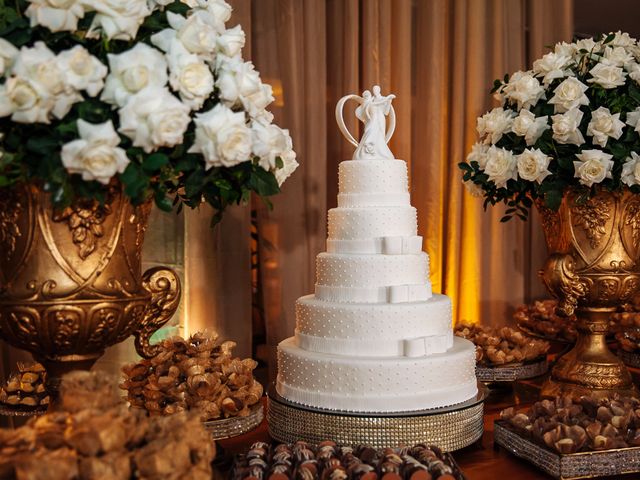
[242,0,574,381]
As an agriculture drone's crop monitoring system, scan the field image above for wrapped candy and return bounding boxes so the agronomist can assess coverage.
[0,371,215,480]
[454,322,549,366]
[500,394,640,454]
[513,299,577,342]
[0,362,49,410]
[121,330,263,421]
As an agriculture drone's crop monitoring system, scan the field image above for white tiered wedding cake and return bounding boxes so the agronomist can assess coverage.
[276,86,478,413]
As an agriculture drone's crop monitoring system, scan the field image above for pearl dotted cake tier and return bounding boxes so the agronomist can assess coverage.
[295,294,453,357]
[276,336,478,412]
[328,206,418,240]
[339,159,408,194]
[315,252,431,303]
[337,192,410,207]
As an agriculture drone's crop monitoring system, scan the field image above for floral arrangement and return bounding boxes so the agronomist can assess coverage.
[460,32,640,220]
[0,0,297,222]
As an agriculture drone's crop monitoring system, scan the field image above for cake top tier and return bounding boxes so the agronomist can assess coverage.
[336,85,396,161]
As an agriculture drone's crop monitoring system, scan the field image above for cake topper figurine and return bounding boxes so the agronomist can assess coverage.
[336,85,396,160]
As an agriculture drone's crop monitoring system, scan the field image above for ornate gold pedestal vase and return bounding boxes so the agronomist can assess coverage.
[0,184,181,392]
[538,189,640,399]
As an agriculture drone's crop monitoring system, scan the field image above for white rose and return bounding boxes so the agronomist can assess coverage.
[101,44,168,107]
[512,110,549,146]
[573,149,614,187]
[0,38,19,76]
[602,46,635,68]
[554,41,578,58]
[502,71,545,109]
[217,25,245,57]
[516,148,552,183]
[0,77,52,123]
[56,46,107,97]
[622,152,640,186]
[166,43,214,110]
[118,87,191,153]
[532,52,572,85]
[190,0,232,32]
[611,31,636,48]
[626,107,640,133]
[147,0,174,9]
[463,179,484,197]
[215,56,275,116]
[12,42,80,119]
[484,146,517,188]
[552,108,585,146]
[548,77,589,113]
[251,120,292,171]
[576,38,598,52]
[61,119,129,184]
[588,63,626,89]
[86,0,151,40]
[25,0,85,32]
[627,63,640,84]
[275,149,298,187]
[189,103,252,168]
[586,106,624,147]
[169,11,218,58]
[476,107,515,145]
[466,142,489,169]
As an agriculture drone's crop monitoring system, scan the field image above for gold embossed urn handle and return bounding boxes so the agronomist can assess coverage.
[539,253,587,316]
[134,266,181,358]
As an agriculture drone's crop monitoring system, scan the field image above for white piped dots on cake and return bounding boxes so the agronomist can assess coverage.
[339,160,409,194]
[315,252,429,288]
[328,206,418,240]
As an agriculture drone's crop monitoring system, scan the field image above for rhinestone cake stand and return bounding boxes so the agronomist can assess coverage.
[267,383,487,451]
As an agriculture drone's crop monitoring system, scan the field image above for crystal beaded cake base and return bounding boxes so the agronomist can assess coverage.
[267,383,487,451]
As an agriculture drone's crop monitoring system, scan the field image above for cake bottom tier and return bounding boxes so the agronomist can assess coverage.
[276,336,478,413]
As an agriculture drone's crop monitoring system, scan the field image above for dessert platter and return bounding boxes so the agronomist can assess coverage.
[268,86,485,450]
[0,362,49,416]
[514,300,577,345]
[496,395,640,479]
[232,441,465,480]
[611,311,640,368]
[120,331,264,441]
[454,323,549,383]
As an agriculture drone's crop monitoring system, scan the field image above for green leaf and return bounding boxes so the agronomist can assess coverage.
[545,190,563,210]
[26,136,59,155]
[154,190,173,212]
[143,153,169,172]
[603,32,616,44]
[249,167,280,197]
[275,156,284,169]
[185,169,206,198]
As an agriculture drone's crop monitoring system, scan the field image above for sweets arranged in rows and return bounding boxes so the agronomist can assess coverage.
[232,441,461,480]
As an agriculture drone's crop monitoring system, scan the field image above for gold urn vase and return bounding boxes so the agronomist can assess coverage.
[0,184,181,390]
[538,189,640,399]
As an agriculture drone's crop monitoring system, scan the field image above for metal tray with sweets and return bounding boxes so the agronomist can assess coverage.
[516,322,575,345]
[494,420,640,479]
[475,358,548,383]
[617,349,640,369]
[203,403,264,440]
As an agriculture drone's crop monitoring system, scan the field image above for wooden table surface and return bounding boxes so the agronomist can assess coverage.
[217,378,639,479]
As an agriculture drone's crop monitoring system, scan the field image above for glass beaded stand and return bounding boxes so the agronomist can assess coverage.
[494,420,640,479]
[203,403,264,441]
[475,359,548,383]
[267,383,487,451]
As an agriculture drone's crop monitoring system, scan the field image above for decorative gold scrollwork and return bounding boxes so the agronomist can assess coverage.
[134,267,181,358]
[52,198,112,259]
[0,188,22,260]
[539,253,587,316]
[572,197,610,249]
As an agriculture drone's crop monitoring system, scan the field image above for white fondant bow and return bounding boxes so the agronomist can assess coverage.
[388,284,431,303]
[382,236,423,255]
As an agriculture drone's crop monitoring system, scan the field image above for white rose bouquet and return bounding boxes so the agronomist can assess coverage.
[460,32,640,221]
[0,0,297,222]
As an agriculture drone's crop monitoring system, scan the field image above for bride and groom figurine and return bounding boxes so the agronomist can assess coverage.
[336,85,396,160]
